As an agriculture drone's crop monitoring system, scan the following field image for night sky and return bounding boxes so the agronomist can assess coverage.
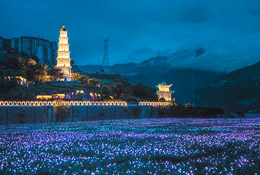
[1,0,260,72]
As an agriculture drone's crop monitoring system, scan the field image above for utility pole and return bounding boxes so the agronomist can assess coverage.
[100,38,109,73]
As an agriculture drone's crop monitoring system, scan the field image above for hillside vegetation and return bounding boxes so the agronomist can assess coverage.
[196,61,260,112]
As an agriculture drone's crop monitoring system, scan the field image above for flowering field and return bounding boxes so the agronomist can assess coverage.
[0,118,260,174]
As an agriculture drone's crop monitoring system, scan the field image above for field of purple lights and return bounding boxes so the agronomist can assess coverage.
[0,118,260,174]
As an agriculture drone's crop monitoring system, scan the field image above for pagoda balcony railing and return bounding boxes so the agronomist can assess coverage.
[157,91,174,93]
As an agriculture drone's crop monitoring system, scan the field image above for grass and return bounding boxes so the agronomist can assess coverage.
[0,118,260,174]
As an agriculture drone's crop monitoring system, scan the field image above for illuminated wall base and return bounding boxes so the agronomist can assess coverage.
[0,101,174,107]
[0,101,127,106]
[139,101,174,106]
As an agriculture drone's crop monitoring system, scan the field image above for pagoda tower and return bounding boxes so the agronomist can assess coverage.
[56,25,71,81]
[156,82,175,101]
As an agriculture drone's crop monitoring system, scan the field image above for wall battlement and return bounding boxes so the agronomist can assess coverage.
[0,101,127,106]
[0,101,173,107]
[139,101,173,106]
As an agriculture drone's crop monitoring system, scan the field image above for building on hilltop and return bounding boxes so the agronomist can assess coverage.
[56,25,72,81]
[11,36,57,65]
[36,90,101,101]
[156,82,175,101]
[0,37,5,62]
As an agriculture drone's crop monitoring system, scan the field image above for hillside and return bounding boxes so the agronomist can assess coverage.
[196,61,260,112]
[79,48,223,103]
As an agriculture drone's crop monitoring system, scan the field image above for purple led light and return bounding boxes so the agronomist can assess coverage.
[0,118,259,174]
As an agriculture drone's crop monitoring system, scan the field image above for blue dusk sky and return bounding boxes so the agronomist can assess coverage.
[1,0,260,72]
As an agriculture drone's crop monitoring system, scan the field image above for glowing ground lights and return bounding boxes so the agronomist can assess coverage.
[0,118,260,174]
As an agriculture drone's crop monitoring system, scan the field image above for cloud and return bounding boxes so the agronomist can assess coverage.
[179,7,210,23]
[165,40,260,72]
[125,47,174,63]
[1,0,260,73]
[131,47,155,56]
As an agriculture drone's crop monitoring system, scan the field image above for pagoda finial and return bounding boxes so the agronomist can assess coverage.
[60,25,67,31]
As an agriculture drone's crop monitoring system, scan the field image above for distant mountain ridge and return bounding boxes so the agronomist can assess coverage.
[78,48,260,112]
[79,48,223,103]
[196,60,260,112]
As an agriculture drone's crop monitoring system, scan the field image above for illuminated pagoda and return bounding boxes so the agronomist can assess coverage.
[156,82,174,101]
[56,25,71,81]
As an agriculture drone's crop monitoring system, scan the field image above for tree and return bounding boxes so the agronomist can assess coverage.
[71,72,101,86]
[0,79,18,92]
[34,64,49,82]
[101,85,112,100]
[132,84,157,101]
[132,84,146,99]
[87,78,100,86]
[48,67,64,81]
[111,83,125,100]
[71,72,84,81]
[31,55,40,63]
[23,63,49,83]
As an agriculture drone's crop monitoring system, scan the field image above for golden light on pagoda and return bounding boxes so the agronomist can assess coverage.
[156,82,174,101]
[56,25,72,81]
[157,84,172,92]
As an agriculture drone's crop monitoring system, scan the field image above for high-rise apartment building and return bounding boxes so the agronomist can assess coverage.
[0,37,5,62]
[11,36,57,65]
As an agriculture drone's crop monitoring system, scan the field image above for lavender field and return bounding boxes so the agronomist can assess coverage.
[0,118,260,174]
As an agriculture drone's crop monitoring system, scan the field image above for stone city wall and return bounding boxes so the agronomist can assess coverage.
[0,101,173,124]
[0,106,161,125]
